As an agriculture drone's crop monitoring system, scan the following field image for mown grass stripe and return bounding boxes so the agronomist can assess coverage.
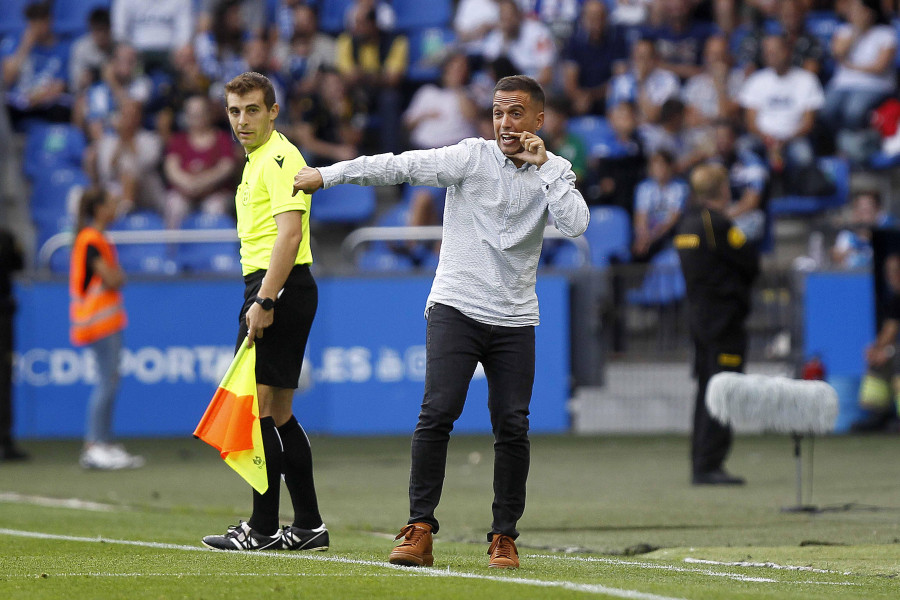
[2,528,686,600]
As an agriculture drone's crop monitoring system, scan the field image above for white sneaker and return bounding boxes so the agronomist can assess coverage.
[79,444,144,470]
[104,444,146,469]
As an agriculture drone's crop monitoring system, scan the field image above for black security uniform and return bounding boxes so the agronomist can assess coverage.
[0,229,24,460]
[675,206,759,476]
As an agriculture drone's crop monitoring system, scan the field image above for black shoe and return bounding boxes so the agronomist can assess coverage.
[692,470,746,486]
[202,521,283,551]
[0,445,29,461]
[281,524,329,551]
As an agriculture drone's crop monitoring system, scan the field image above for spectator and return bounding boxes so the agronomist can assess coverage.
[454,0,500,55]
[163,95,239,228]
[344,0,396,33]
[822,0,897,149]
[587,101,646,211]
[682,35,743,130]
[335,7,408,153]
[197,0,272,40]
[632,149,689,261]
[642,0,718,80]
[403,53,478,150]
[529,0,583,43]
[291,68,366,166]
[481,0,556,87]
[831,190,893,270]
[709,120,767,242]
[607,38,681,125]
[853,252,900,432]
[195,0,248,84]
[84,43,154,143]
[736,0,824,76]
[540,97,588,185]
[277,2,336,98]
[0,1,71,128]
[69,8,115,94]
[640,98,708,174]
[561,0,630,116]
[155,44,215,141]
[111,0,193,71]
[90,99,165,216]
[739,34,824,185]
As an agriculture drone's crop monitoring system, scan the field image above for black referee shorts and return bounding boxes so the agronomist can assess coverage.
[236,264,317,389]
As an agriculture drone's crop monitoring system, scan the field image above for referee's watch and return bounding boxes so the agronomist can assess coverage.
[254,296,275,310]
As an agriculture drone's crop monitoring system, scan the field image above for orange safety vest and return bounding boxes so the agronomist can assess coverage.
[69,227,127,346]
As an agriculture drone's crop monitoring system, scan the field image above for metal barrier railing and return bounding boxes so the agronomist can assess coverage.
[340,225,592,266]
[37,229,239,270]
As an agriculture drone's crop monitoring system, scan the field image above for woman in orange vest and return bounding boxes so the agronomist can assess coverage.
[69,188,143,470]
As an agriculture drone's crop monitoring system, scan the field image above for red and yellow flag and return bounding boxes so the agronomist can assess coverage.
[194,342,268,494]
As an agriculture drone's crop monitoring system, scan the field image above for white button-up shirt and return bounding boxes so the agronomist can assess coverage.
[318,138,590,326]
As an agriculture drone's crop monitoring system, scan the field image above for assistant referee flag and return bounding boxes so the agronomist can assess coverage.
[194,341,268,494]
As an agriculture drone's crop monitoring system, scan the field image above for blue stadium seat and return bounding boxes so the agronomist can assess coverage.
[584,205,632,267]
[567,116,616,158]
[407,27,456,82]
[356,202,438,272]
[393,0,452,32]
[318,0,354,34]
[626,247,685,306]
[177,213,242,275]
[108,211,178,275]
[23,123,87,181]
[0,0,31,39]
[53,0,111,37]
[29,166,89,224]
[311,184,377,224]
[768,157,850,216]
[805,11,841,49]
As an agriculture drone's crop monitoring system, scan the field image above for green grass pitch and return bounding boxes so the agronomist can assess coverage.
[1,433,899,599]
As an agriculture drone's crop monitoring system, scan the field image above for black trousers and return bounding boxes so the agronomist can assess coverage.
[408,304,535,540]
[0,310,12,448]
[692,333,746,474]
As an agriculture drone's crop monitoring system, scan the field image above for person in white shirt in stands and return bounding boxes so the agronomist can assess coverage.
[403,53,478,150]
[111,0,193,68]
[822,0,897,133]
[738,34,824,176]
[480,0,556,87]
[454,0,500,55]
[607,39,681,125]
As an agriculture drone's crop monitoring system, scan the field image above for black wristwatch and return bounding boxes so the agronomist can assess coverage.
[254,296,275,310]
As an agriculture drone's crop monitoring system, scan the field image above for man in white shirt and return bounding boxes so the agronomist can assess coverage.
[480,0,556,87]
[607,39,681,125]
[739,34,824,175]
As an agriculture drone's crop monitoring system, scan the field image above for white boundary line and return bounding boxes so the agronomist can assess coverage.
[0,492,121,512]
[2,528,685,600]
[683,558,851,575]
[527,553,857,587]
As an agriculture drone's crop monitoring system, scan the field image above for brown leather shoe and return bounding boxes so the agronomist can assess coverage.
[487,534,519,569]
[389,523,434,567]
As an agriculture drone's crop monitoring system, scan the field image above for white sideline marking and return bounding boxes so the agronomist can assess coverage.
[528,553,857,586]
[2,528,685,600]
[0,492,121,512]
[683,557,851,575]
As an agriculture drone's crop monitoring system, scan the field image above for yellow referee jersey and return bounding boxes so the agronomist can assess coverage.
[235,130,312,275]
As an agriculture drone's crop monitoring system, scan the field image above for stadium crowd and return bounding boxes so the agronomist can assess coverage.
[2,0,900,272]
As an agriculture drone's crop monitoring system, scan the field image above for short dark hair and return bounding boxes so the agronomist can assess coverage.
[77,187,109,232]
[651,149,676,167]
[493,75,545,109]
[659,98,685,122]
[224,72,277,109]
[24,1,51,20]
[88,7,111,28]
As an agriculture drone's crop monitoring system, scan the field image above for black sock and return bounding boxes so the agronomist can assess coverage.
[278,415,323,529]
[248,416,283,536]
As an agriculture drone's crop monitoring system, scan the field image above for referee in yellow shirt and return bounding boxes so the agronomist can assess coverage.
[202,72,327,552]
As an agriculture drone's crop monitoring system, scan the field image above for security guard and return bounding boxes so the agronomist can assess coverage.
[675,163,759,485]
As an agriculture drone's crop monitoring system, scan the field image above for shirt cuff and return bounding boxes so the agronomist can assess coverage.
[537,157,565,186]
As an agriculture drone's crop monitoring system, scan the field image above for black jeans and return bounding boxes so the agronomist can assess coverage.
[409,303,535,540]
